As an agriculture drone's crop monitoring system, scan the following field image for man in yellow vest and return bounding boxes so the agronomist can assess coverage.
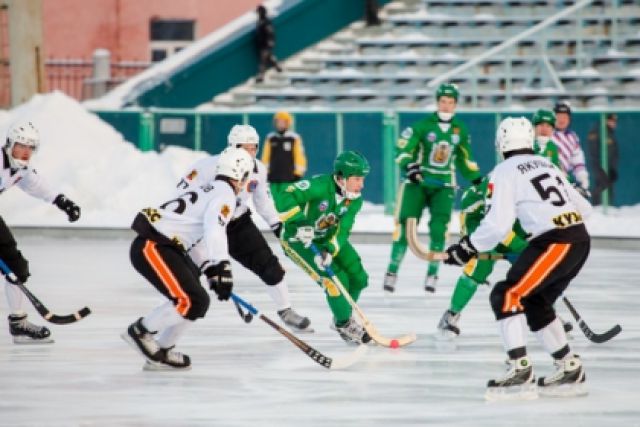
[261,111,307,203]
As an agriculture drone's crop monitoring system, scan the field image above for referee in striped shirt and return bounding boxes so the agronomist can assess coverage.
[552,102,591,197]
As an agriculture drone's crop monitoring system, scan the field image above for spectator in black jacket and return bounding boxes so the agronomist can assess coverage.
[588,113,619,205]
[255,5,282,83]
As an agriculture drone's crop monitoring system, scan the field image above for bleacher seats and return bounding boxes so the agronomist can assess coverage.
[210,0,640,110]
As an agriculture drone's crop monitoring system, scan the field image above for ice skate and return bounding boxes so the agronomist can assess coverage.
[437,309,461,338]
[538,355,587,397]
[278,307,313,333]
[121,317,162,363]
[335,317,371,345]
[424,275,438,293]
[382,272,397,293]
[144,346,192,371]
[8,314,54,344]
[485,356,538,401]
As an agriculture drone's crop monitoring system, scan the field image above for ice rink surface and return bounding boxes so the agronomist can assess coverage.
[0,237,638,426]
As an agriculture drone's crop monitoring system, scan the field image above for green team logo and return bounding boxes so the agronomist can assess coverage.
[294,180,310,191]
[430,141,452,166]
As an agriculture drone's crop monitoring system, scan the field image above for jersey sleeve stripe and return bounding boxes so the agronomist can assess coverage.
[279,206,301,222]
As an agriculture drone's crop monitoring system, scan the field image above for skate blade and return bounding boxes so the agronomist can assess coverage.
[143,361,191,372]
[287,325,315,334]
[485,382,538,401]
[539,382,588,398]
[12,336,55,344]
[424,286,436,293]
[330,344,368,370]
[435,328,459,341]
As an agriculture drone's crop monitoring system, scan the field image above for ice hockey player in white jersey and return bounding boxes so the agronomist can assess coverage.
[445,117,592,400]
[0,120,81,344]
[176,124,311,332]
[123,146,253,370]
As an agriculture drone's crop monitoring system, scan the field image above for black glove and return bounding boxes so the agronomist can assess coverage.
[471,177,483,185]
[271,222,283,238]
[53,194,80,222]
[204,261,233,301]
[406,162,423,184]
[444,235,478,266]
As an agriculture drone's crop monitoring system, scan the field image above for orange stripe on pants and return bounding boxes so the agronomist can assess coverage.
[502,243,571,313]
[142,240,191,316]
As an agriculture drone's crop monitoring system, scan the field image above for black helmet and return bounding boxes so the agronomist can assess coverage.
[553,101,572,115]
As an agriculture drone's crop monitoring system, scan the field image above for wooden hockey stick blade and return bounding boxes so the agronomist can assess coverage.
[329,344,368,370]
[17,283,91,325]
[562,296,622,344]
[363,320,417,347]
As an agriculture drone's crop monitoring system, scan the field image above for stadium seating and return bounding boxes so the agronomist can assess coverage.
[210,0,640,109]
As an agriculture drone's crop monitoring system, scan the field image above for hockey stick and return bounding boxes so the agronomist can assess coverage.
[231,293,366,370]
[0,259,91,325]
[310,244,417,348]
[406,220,511,262]
[562,296,621,344]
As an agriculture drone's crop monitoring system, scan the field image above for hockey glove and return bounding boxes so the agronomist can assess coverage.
[271,222,283,238]
[471,177,483,186]
[406,162,423,184]
[204,261,233,301]
[53,194,81,222]
[313,249,333,271]
[444,235,478,266]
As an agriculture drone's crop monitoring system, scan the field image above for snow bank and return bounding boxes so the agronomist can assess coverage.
[0,92,207,227]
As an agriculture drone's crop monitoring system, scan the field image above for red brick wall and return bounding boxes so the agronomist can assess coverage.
[42,0,263,61]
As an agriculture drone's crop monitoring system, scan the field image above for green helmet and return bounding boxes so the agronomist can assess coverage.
[436,83,459,101]
[334,151,370,178]
[532,109,556,127]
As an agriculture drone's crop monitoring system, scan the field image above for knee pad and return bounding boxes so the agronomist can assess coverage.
[489,284,506,317]
[187,287,211,320]
[260,255,285,286]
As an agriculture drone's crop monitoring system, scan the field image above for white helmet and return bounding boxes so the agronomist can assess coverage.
[495,117,534,155]
[5,120,40,168]
[216,146,253,182]
[227,124,259,147]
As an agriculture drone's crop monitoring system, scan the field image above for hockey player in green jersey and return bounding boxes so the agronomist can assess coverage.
[276,151,372,344]
[533,109,561,167]
[437,177,528,337]
[384,83,481,293]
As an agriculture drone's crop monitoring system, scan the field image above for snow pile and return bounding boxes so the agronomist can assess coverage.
[0,92,207,227]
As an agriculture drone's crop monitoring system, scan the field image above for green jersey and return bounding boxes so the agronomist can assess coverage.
[276,174,362,256]
[534,139,561,168]
[395,113,481,185]
[460,177,528,251]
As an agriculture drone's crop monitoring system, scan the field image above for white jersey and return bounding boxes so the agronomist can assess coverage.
[0,152,58,202]
[178,155,280,226]
[141,179,238,268]
[470,153,592,253]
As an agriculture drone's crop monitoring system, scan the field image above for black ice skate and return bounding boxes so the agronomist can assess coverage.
[121,317,162,363]
[383,272,397,293]
[8,314,54,344]
[538,355,587,397]
[278,307,313,333]
[437,309,461,337]
[144,346,192,371]
[485,356,537,401]
[335,317,371,345]
[424,275,438,293]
